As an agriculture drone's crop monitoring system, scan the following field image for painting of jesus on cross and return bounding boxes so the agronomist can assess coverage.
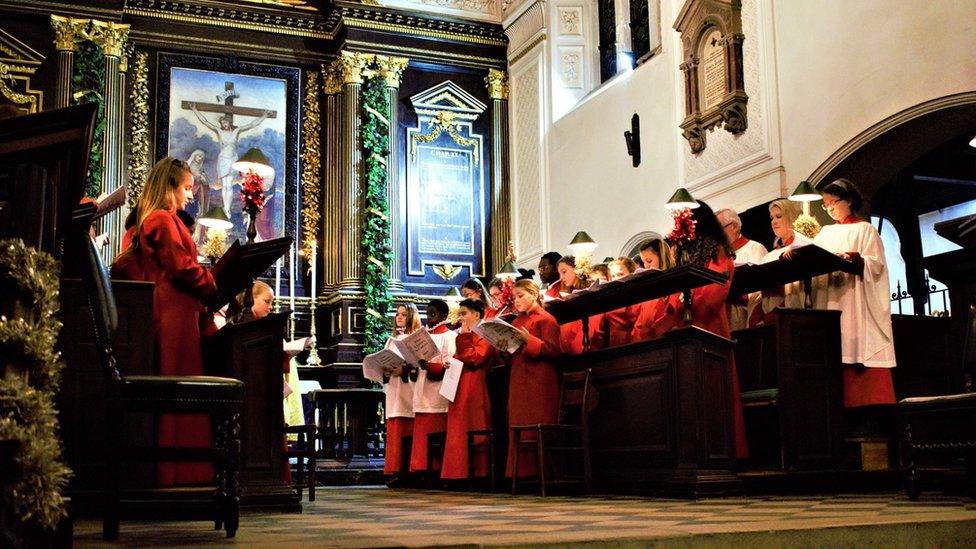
[158,56,298,248]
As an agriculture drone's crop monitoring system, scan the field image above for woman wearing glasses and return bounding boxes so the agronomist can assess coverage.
[813,179,896,425]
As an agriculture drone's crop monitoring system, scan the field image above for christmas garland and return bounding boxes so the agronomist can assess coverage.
[72,39,106,198]
[126,50,150,208]
[0,239,71,531]
[359,71,393,354]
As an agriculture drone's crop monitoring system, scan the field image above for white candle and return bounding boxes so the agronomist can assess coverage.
[275,258,282,305]
[289,242,296,312]
[310,241,317,303]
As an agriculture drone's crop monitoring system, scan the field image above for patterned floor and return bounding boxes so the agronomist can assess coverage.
[74,487,976,548]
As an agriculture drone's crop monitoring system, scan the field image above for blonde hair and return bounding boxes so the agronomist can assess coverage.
[641,239,676,270]
[396,303,422,336]
[118,157,191,259]
[768,198,802,226]
[513,279,542,306]
[252,280,273,298]
[608,257,637,275]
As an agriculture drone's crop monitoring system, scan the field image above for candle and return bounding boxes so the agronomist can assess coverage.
[310,240,317,303]
[274,258,282,307]
[289,242,296,312]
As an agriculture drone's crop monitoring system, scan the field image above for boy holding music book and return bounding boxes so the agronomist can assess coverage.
[409,300,457,474]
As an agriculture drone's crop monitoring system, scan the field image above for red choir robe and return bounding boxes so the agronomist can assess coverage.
[507,305,562,478]
[630,298,665,342]
[409,323,455,472]
[441,331,497,479]
[113,209,217,486]
[653,250,749,460]
[546,284,600,354]
[483,304,498,320]
[813,215,896,408]
[596,305,639,348]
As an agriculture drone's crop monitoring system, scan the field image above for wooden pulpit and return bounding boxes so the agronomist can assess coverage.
[205,312,300,511]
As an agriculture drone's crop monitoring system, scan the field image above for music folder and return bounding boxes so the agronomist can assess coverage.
[206,236,292,313]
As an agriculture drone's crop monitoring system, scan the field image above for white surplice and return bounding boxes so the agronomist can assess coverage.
[813,221,896,368]
[383,335,414,419]
[412,328,458,414]
[730,238,770,331]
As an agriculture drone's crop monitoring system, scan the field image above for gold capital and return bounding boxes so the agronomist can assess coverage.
[335,51,371,85]
[486,68,509,100]
[375,55,409,88]
[321,62,343,95]
[89,20,131,58]
[50,15,87,51]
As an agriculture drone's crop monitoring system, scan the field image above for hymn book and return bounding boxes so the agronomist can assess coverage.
[93,185,126,221]
[472,318,525,354]
[392,328,440,367]
[362,348,405,383]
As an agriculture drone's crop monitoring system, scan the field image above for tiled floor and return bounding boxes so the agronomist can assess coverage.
[74,487,976,548]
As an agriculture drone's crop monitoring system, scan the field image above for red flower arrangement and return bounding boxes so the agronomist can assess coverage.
[497,277,515,314]
[667,207,696,246]
[239,169,265,213]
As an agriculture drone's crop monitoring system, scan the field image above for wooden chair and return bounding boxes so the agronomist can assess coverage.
[899,392,976,500]
[70,214,244,540]
[283,424,317,501]
[511,369,597,496]
[466,428,496,492]
[426,431,447,488]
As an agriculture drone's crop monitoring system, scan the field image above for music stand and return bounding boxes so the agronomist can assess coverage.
[208,236,293,317]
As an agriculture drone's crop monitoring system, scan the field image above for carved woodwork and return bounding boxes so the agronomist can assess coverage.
[673,0,748,153]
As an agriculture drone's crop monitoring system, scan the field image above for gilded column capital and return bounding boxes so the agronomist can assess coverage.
[89,20,131,58]
[335,51,372,85]
[486,68,509,100]
[321,62,343,95]
[375,55,409,88]
[50,15,87,51]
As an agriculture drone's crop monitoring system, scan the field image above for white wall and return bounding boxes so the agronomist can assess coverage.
[508,0,976,262]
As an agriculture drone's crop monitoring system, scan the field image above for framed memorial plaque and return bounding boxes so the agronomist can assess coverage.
[673,0,748,154]
[405,81,488,284]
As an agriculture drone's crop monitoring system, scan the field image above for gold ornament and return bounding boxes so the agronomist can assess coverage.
[485,68,509,100]
[301,70,322,264]
[793,214,821,239]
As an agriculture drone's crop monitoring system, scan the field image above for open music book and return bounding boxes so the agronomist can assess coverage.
[472,317,524,354]
[391,328,440,367]
[362,348,405,383]
[206,236,292,313]
[93,185,126,221]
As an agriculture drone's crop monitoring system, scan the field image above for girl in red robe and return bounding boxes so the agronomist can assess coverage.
[546,256,597,354]
[441,299,498,480]
[653,201,749,460]
[630,238,676,342]
[507,279,562,478]
[597,257,640,347]
[111,157,217,486]
[461,277,498,320]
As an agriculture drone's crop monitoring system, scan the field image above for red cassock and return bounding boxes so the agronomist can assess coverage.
[546,285,601,354]
[114,209,217,486]
[441,332,497,479]
[507,306,562,478]
[409,323,453,472]
[483,305,498,320]
[595,305,639,348]
[653,251,749,460]
[630,298,664,342]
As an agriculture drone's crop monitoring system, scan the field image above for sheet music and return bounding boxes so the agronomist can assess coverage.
[94,185,126,220]
[283,337,310,357]
[472,318,525,354]
[362,348,404,382]
[438,356,464,402]
[392,328,440,366]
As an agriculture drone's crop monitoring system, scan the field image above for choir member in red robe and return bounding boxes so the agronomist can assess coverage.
[596,257,640,348]
[111,157,216,486]
[546,256,597,354]
[409,300,456,473]
[630,238,675,342]
[383,303,422,478]
[488,278,505,312]
[441,299,498,480]
[812,179,896,417]
[461,277,498,320]
[653,201,748,459]
[507,280,562,478]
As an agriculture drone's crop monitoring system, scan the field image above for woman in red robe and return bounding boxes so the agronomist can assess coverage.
[630,238,676,342]
[653,201,749,460]
[441,299,498,480]
[507,279,562,478]
[596,257,640,347]
[111,157,217,486]
[546,256,598,353]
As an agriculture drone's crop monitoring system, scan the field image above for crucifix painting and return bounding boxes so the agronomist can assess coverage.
[164,65,289,246]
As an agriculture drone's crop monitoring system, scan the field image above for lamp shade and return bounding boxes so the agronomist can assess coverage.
[788,180,822,202]
[442,287,463,300]
[232,147,275,180]
[969,134,976,148]
[197,205,234,230]
[496,260,520,280]
[568,231,597,254]
[665,188,699,210]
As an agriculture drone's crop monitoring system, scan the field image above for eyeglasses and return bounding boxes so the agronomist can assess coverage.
[822,198,846,210]
[722,222,736,229]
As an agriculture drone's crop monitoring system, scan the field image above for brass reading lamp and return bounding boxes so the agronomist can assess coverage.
[198,205,234,231]
[496,260,520,281]
[788,180,822,216]
[664,187,699,210]
[567,231,598,255]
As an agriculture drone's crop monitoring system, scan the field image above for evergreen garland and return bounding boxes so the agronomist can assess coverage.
[359,72,393,354]
[0,239,70,531]
[72,39,106,198]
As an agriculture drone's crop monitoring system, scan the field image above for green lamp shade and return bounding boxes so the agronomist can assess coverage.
[568,231,597,254]
[232,147,275,180]
[197,205,234,230]
[442,287,462,298]
[788,180,822,202]
[665,187,699,210]
[603,256,615,263]
[496,261,520,280]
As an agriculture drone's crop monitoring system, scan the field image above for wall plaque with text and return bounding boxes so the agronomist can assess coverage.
[674,0,748,154]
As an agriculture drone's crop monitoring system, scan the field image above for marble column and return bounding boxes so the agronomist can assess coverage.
[486,69,511,273]
[90,20,130,261]
[335,51,370,289]
[321,61,343,290]
[50,15,84,109]
[375,55,409,292]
